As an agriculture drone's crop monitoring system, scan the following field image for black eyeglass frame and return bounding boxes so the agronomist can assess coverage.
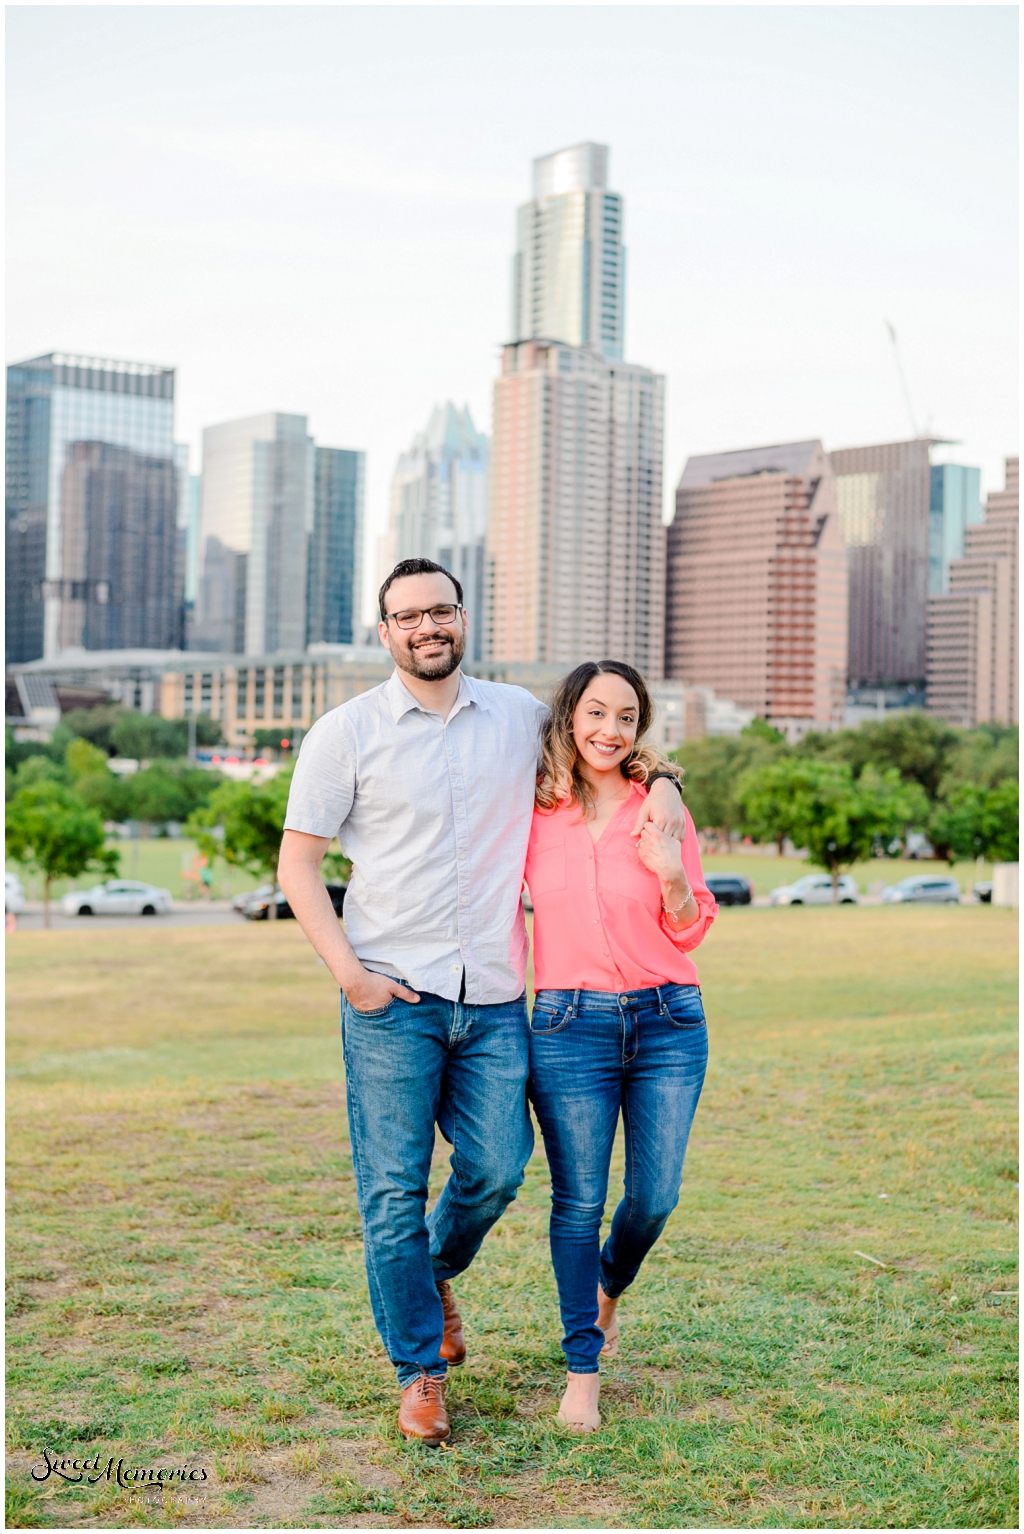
[383,603,465,631]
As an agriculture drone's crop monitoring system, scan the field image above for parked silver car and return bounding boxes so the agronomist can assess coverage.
[881,875,961,905]
[769,873,859,905]
[61,880,173,916]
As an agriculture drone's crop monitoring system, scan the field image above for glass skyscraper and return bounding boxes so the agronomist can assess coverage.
[385,404,488,661]
[6,353,177,662]
[306,447,365,646]
[511,142,625,360]
[831,439,983,689]
[193,413,312,655]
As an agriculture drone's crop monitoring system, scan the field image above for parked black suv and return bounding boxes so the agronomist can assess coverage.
[704,874,753,906]
[245,883,347,921]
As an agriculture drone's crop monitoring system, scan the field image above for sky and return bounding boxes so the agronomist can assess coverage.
[7,4,1019,626]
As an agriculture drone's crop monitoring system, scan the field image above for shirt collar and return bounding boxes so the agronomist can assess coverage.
[385,668,487,722]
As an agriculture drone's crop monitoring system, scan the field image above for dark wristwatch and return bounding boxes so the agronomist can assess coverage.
[647,771,684,798]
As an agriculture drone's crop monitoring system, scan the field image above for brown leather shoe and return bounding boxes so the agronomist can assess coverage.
[398,1372,450,1447]
[437,1281,467,1366]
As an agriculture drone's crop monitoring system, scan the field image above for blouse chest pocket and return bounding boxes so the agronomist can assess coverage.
[526,832,566,896]
[615,845,658,905]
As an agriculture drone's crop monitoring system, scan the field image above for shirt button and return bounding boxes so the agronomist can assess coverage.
[589,884,594,890]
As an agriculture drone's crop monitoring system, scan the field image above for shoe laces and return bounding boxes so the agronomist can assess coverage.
[413,1373,445,1403]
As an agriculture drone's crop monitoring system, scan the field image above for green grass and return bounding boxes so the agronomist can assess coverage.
[5,910,1018,1528]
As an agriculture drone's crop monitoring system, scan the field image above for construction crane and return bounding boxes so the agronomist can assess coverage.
[884,320,921,438]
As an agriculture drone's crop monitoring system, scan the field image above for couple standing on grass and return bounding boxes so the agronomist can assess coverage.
[279,559,717,1446]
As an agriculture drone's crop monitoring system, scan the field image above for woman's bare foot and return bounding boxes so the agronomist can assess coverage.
[557,1371,601,1432]
[597,1285,620,1357]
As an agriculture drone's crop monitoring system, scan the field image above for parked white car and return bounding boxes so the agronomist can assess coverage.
[769,873,860,906]
[881,875,961,905]
[5,872,26,913]
[61,880,173,916]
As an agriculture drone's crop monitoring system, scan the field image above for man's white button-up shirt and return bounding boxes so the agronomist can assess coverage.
[284,670,547,1004]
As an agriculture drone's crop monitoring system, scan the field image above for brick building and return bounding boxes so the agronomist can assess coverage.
[664,440,848,738]
[927,457,1018,727]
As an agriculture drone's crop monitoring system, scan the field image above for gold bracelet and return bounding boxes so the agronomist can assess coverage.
[663,888,693,918]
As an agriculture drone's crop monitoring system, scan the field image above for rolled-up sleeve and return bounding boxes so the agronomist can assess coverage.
[284,713,356,839]
[661,807,718,951]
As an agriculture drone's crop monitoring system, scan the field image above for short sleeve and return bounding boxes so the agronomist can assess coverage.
[531,697,550,772]
[283,711,356,838]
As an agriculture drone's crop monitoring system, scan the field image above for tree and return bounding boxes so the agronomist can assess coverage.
[5,781,118,927]
[929,778,1019,866]
[109,711,224,760]
[983,777,1019,863]
[125,763,222,828]
[65,737,110,782]
[52,705,125,756]
[798,712,959,801]
[185,768,293,919]
[672,724,787,840]
[737,760,810,855]
[252,728,298,755]
[736,758,928,900]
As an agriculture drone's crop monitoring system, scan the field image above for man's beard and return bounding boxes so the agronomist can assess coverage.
[394,628,466,681]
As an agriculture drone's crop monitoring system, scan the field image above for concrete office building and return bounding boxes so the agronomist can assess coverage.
[487,339,665,674]
[6,353,179,662]
[307,447,365,647]
[193,413,313,655]
[512,142,625,360]
[665,441,848,738]
[384,405,487,659]
[830,438,982,691]
[927,457,1018,727]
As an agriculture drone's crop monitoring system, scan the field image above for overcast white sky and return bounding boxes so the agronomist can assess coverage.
[7,4,1018,624]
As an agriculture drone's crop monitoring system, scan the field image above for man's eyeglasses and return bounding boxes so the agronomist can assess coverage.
[384,603,463,631]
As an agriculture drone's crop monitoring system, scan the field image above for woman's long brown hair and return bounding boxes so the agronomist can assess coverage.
[536,659,682,813]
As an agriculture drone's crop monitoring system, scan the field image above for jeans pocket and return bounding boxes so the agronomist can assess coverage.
[663,988,706,1029]
[529,1005,570,1035]
[345,998,397,1021]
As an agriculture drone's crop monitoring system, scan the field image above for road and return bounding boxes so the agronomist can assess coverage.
[11,900,248,931]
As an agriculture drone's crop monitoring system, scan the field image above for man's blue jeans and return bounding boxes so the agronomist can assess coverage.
[529,983,708,1373]
[341,985,532,1387]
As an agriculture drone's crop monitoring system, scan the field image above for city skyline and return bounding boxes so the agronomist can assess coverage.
[7,6,1016,626]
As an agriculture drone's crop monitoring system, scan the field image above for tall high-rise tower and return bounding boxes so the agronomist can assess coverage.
[384,404,488,661]
[665,441,848,736]
[927,457,1018,726]
[193,413,312,655]
[512,142,625,360]
[830,438,982,690]
[488,145,663,674]
[6,353,179,662]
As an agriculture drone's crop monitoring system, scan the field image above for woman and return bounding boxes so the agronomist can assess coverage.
[524,660,716,1432]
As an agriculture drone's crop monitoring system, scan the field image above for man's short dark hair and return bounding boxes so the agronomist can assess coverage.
[378,559,463,621]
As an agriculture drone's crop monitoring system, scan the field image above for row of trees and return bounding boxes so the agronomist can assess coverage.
[6,715,333,926]
[673,713,1018,894]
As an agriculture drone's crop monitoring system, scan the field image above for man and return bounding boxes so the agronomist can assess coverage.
[278,558,685,1446]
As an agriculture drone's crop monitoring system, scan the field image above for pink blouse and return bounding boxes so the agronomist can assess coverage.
[525,781,717,992]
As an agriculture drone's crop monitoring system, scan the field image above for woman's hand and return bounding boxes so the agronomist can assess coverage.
[635,821,684,882]
[632,777,687,841]
[636,823,699,928]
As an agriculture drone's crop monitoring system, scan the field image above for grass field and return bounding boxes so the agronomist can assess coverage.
[6,908,1018,1529]
[5,838,995,904]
